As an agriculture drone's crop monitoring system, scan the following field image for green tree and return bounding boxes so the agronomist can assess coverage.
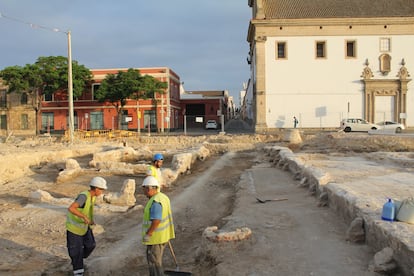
[136,75,168,131]
[34,56,92,98]
[95,68,167,130]
[139,74,168,99]
[95,68,142,130]
[0,56,92,134]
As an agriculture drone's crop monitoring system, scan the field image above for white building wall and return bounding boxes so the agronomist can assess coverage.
[264,35,414,128]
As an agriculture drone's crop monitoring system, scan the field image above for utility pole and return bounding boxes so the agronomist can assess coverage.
[67,31,74,144]
[136,100,140,135]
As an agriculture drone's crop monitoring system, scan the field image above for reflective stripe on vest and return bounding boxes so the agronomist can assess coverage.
[142,192,175,245]
[66,191,95,236]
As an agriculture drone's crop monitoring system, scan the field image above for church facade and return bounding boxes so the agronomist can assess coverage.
[246,0,414,131]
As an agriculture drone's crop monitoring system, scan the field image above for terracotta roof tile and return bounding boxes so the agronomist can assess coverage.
[263,0,414,19]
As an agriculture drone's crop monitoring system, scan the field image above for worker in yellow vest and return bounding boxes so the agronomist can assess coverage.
[146,153,164,190]
[66,176,108,276]
[142,176,175,276]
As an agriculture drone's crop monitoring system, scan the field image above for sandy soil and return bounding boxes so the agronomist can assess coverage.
[0,132,413,275]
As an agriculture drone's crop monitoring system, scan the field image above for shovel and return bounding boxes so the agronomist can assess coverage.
[256,197,288,203]
[164,241,192,276]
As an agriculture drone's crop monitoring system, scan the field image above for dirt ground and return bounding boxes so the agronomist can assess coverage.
[0,132,413,275]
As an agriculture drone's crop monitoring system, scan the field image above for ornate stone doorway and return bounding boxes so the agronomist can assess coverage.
[361,60,411,125]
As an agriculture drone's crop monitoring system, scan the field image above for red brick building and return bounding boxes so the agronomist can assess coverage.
[179,90,229,129]
[1,67,231,137]
[41,67,182,133]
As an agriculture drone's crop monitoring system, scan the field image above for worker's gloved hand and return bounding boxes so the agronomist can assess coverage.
[143,234,151,242]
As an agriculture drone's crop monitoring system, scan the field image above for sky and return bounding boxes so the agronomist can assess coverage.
[0,1,251,106]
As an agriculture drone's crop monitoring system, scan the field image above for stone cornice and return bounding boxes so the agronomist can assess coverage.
[363,78,412,83]
[251,17,414,27]
[249,17,414,36]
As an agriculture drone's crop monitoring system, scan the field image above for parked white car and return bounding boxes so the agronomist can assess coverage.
[205,120,218,130]
[340,118,379,132]
[376,121,405,133]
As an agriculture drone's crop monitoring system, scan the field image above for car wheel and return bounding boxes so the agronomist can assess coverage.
[371,127,377,130]
[344,127,351,132]
[395,127,402,133]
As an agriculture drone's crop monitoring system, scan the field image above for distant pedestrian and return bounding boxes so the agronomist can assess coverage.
[293,116,299,128]
[66,176,108,276]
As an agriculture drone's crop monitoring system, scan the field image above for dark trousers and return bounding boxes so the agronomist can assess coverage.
[67,228,96,272]
[146,243,167,276]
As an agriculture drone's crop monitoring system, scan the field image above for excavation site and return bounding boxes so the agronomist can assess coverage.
[1,131,414,275]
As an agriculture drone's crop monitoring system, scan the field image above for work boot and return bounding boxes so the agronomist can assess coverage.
[73,268,84,276]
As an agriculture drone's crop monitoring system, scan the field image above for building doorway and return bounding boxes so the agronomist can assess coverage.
[90,111,103,130]
[375,96,394,123]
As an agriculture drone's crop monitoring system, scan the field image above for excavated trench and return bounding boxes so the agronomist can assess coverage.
[32,150,257,275]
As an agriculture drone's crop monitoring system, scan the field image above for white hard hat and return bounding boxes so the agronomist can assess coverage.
[89,176,108,190]
[142,176,160,187]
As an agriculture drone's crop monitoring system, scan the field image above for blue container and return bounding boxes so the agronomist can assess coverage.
[381,198,395,221]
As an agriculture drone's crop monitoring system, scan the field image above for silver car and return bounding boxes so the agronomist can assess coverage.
[376,121,405,133]
[205,120,218,130]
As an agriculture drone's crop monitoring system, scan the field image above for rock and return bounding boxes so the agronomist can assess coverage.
[202,226,252,242]
[299,177,308,187]
[172,153,193,175]
[29,189,54,203]
[91,224,105,235]
[89,146,151,168]
[56,158,82,183]
[317,191,328,207]
[346,217,365,243]
[103,179,136,206]
[284,129,302,144]
[197,146,210,161]
[66,158,81,170]
[368,247,397,274]
[28,189,72,206]
[162,168,179,187]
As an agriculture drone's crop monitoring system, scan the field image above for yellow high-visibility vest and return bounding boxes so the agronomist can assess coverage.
[147,165,162,191]
[66,191,95,236]
[147,165,161,182]
[142,192,175,245]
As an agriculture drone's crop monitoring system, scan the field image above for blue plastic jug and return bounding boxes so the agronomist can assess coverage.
[381,198,395,221]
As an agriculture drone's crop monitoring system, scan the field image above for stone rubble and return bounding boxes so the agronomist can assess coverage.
[346,217,366,243]
[202,226,252,242]
[103,179,136,206]
[368,247,398,274]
